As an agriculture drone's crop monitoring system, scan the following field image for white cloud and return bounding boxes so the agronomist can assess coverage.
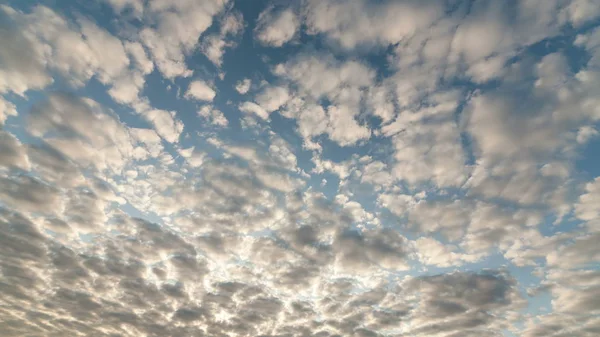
[185,80,216,102]
[255,85,290,112]
[200,11,244,67]
[105,0,144,17]
[198,105,228,127]
[124,41,154,75]
[273,53,376,147]
[235,78,251,94]
[28,93,136,173]
[239,101,269,120]
[143,109,184,143]
[201,35,229,67]
[139,0,228,78]
[326,104,371,146]
[178,146,206,167]
[0,97,17,125]
[108,72,147,104]
[255,8,299,47]
[414,237,478,267]
[575,177,600,225]
[304,0,444,50]
[220,11,244,36]
[275,53,375,99]
[129,127,163,160]
[561,0,600,27]
[576,125,599,144]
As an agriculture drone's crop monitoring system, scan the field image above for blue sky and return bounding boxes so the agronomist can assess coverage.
[1,0,599,336]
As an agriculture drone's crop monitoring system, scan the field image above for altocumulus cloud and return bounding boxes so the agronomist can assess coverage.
[1,0,600,336]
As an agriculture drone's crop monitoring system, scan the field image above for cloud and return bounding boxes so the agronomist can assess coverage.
[201,11,244,67]
[333,227,409,272]
[138,0,229,79]
[271,53,376,146]
[255,8,299,47]
[254,85,290,112]
[0,131,29,171]
[413,237,478,267]
[0,1,600,336]
[105,0,144,17]
[28,93,136,173]
[275,53,374,100]
[326,104,371,146]
[0,97,17,125]
[382,92,467,187]
[185,80,217,102]
[235,78,251,94]
[198,105,228,127]
[143,109,185,143]
[0,175,62,214]
[304,0,444,50]
[239,101,269,120]
[0,7,53,95]
[575,177,600,228]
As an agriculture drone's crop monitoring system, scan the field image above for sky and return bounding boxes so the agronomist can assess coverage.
[0,0,599,336]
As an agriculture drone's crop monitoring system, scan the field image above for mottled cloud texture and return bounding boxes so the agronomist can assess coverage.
[1,1,599,336]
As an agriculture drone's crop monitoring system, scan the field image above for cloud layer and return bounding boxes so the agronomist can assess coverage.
[1,1,599,336]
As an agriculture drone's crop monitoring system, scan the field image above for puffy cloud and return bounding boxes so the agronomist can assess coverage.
[20,6,129,87]
[458,48,600,212]
[304,0,444,50]
[235,78,251,94]
[574,177,600,229]
[201,11,244,67]
[384,93,467,187]
[105,0,144,17]
[201,35,230,67]
[185,80,217,102]
[254,85,290,112]
[326,104,371,146]
[0,4,161,114]
[404,270,523,336]
[546,232,600,269]
[142,109,184,144]
[255,8,299,47]
[139,0,229,79]
[28,93,135,173]
[198,105,228,127]
[0,7,53,95]
[0,131,29,171]
[275,53,375,100]
[0,175,62,214]
[333,227,409,272]
[272,53,376,146]
[562,0,600,27]
[413,237,478,267]
[239,101,269,120]
[0,97,17,125]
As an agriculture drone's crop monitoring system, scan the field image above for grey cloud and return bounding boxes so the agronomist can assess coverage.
[0,174,62,214]
[0,131,29,170]
[410,271,518,309]
[27,93,135,174]
[26,142,83,188]
[333,227,409,271]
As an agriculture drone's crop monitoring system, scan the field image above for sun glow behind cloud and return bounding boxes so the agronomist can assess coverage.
[0,0,600,336]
